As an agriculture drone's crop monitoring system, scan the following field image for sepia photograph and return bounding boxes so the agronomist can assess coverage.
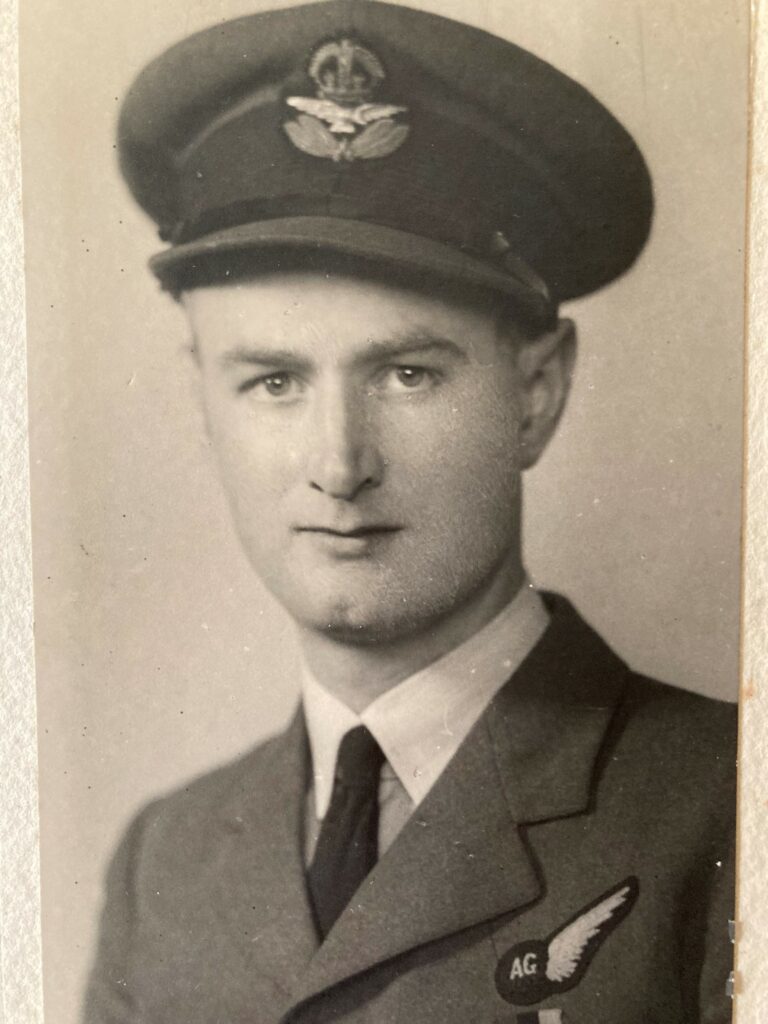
[19,0,748,1021]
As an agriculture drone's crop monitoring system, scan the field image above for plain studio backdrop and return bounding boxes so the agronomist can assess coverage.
[21,0,747,1020]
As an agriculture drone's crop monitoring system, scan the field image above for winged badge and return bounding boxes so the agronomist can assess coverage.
[495,877,640,1006]
[286,97,407,134]
[283,37,411,163]
[284,103,410,163]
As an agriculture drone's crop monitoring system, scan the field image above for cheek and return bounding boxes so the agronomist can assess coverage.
[203,391,300,516]
[386,378,522,501]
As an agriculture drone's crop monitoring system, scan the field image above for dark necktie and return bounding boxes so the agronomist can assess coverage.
[307,725,385,938]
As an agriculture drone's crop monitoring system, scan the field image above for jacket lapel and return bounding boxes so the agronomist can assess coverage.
[486,593,631,825]
[210,710,319,999]
[294,595,631,1005]
[296,709,540,1004]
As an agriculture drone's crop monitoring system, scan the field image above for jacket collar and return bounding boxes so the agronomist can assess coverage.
[302,582,549,816]
[293,594,631,1005]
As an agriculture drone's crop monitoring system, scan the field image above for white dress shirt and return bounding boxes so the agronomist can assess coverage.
[301,583,549,861]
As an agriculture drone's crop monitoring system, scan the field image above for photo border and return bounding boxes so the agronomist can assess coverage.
[0,0,44,1021]
[1,1,765,1020]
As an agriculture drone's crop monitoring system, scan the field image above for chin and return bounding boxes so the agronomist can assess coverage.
[307,599,403,645]
[270,584,409,645]
[259,545,517,646]
[288,581,465,647]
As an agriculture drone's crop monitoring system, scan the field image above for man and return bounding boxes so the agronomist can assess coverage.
[85,2,737,1022]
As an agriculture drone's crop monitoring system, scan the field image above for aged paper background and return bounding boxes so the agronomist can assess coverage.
[736,2,768,1015]
[1,0,766,1021]
[0,0,43,1020]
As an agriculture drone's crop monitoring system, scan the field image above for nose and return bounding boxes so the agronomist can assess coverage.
[306,378,384,500]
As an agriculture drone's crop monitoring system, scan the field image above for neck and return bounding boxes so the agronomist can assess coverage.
[297,563,526,714]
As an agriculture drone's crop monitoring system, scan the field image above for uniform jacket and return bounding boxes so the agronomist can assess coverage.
[84,595,737,1024]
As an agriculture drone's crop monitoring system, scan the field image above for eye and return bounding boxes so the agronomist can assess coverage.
[378,365,438,394]
[261,373,292,396]
[238,372,304,401]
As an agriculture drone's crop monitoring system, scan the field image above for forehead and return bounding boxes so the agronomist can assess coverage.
[182,269,501,354]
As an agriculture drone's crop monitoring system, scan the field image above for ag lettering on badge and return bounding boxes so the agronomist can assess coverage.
[495,878,639,1006]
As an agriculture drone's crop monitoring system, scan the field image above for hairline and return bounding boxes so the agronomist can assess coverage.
[168,252,556,347]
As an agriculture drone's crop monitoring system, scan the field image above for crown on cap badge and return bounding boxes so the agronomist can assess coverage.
[284,38,410,162]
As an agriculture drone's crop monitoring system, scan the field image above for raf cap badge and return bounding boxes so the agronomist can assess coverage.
[284,38,410,162]
[495,878,639,1006]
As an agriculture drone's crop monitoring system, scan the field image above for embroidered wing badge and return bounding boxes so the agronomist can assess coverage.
[284,38,410,163]
[495,877,639,1006]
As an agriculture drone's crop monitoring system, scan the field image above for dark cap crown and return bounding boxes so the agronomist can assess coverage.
[118,0,653,313]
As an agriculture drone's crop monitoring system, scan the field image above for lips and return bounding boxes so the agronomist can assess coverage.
[293,522,402,559]
[294,525,401,538]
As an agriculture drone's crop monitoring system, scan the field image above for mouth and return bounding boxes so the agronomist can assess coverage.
[295,525,401,538]
[293,523,402,557]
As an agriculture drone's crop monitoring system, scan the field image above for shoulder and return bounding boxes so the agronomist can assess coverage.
[538,592,738,806]
[543,591,737,751]
[118,719,298,867]
[623,670,737,723]
[619,671,737,764]
[605,671,738,835]
[156,723,285,806]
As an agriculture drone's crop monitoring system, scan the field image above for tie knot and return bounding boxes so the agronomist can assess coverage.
[334,726,385,788]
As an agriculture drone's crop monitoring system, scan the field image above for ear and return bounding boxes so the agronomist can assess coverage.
[516,318,576,470]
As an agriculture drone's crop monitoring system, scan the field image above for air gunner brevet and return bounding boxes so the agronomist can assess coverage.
[118,0,653,323]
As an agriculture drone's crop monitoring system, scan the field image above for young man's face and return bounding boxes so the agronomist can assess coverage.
[184,270,570,644]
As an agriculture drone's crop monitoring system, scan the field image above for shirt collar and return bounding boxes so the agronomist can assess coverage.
[302,583,549,819]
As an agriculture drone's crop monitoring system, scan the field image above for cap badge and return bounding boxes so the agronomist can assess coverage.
[495,877,639,1005]
[284,38,410,162]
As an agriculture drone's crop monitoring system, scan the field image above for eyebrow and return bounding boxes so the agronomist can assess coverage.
[217,329,468,370]
[218,346,313,371]
[358,330,468,364]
